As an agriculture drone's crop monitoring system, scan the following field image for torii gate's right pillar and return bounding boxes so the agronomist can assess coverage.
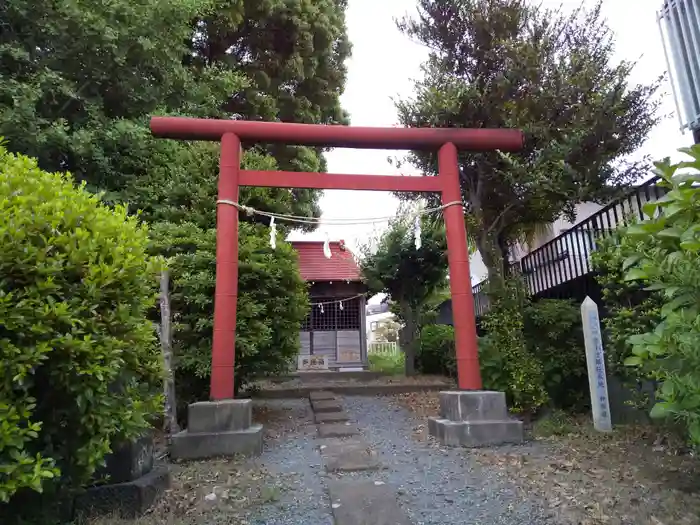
[429,142,524,448]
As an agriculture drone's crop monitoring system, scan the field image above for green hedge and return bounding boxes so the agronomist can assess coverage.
[417,325,456,376]
[0,145,163,504]
[147,221,309,413]
[417,298,586,410]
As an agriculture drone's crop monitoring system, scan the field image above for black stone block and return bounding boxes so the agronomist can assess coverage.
[97,434,155,484]
[73,464,170,520]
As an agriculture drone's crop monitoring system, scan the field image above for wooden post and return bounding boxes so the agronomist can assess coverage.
[160,270,179,436]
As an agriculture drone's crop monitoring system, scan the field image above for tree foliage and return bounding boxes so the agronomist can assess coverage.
[395,0,661,282]
[360,213,448,374]
[590,220,663,382]
[0,0,351,220]
[621,147,700,448]
[148,221,308,402]
[0,0,241,195]
[0,145,163,503]
[1,0,352,413]
[481,278,548,412]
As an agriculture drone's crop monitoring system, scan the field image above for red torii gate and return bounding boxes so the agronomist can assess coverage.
[150,117,524,400]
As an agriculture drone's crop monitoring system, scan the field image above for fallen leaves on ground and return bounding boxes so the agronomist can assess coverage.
[393,392,700,525]
[90,401,306,525]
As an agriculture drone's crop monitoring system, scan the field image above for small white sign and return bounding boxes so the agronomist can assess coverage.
[581,296,612,432]
[297,355,328,371]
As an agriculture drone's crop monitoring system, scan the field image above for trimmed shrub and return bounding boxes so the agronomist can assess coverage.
[523,299,587,410]
[417,325,456,376]
[416,325,509,393]
[420,297,586,411]
[478,334,510,394]
[0,146,163,502]
[147,221,309,410]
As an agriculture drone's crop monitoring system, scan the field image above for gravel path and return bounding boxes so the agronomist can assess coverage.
[341,395,554,525]
[245,396,553,525]
[246,399,332,525]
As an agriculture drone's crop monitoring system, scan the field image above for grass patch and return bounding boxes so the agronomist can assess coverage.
[368,352,404,374]
[532,409,577,438]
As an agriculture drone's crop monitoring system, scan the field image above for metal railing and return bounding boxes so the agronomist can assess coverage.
[472,177,668,313]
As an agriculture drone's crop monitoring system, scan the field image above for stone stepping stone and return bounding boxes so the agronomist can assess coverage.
[327,479,412,525]
[309,390,335,401]
[320,441,381,472]
[317,423,358,439]
[311,399,343,413]
[317,437,365,449]
[315,411,349,424]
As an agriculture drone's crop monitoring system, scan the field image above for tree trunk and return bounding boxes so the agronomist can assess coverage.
[476,231,505,289]
[497,232,511,277]
[159,271,179,437]
[399,303,418,376]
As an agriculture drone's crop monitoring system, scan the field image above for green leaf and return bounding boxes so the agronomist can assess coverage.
[625,224,651,236]
[623,356,643,366]
[663,286,680,298]
[657,227,683,239]
[642,201,658,218]
[624,268,649,282]
[660,293,695,317]
[660,381,674,397]
[622,254,642,270]
[679,240,700,252]
[664,202,684,217]
[649,402,673,419]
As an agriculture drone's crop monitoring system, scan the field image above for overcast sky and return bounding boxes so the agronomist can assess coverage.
[288,0,691,253]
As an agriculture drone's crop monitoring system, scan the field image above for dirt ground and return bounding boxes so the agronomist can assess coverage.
[393,392,700,525]
[89,403,307,525]
[91,392,700,525]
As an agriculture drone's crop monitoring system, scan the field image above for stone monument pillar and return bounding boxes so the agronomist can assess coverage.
[428,391,523,447]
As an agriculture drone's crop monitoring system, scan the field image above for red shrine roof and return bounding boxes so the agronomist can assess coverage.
[291,240,362,282]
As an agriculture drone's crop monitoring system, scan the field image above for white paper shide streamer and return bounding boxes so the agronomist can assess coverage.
[323,232,332,259]
[413,213,422,250]
[269,217,277,249]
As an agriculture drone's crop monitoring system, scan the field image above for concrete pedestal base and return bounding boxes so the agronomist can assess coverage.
[428,391,523,447]
[171,399,263,459]
[73,465,170,520]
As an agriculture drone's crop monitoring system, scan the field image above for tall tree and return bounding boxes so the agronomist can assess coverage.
[1,0,352,400]
[189,0,352,221]
[395,0,661,286]
[0,0,351,222]
[0,0,240,195]
[360,213,448,375]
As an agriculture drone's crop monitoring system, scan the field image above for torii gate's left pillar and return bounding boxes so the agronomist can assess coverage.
[171,132,263,460]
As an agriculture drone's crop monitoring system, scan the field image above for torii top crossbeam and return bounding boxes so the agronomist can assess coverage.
[150,116,524,400]
[151,116,524,151]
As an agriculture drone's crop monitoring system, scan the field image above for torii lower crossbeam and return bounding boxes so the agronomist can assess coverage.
[150,116,524,401]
